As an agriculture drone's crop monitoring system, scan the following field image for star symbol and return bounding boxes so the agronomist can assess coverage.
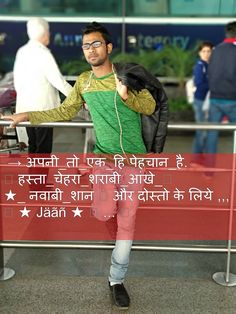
[20,207,31,218]
[5,190,16,201]
[72,207,83,218]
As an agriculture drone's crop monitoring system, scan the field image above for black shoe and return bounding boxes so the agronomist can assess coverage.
[109,282,130,310]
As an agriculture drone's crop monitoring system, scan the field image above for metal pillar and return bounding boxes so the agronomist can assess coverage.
[121,0,126,53]
[0,166,15,281]
[0,237,15,280]
[213,130,236,286]
[0,247,3,275]
[0,265,15,281]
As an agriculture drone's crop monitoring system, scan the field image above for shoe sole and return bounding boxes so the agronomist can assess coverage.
[109,290,130,310]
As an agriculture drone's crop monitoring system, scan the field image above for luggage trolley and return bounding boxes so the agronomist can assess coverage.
[0,72,27,153]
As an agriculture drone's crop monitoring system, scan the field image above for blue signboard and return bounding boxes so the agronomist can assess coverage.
[0,21,225,72]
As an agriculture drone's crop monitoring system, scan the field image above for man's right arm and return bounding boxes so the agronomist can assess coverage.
[42,50,73,97]
[2,79,83,127]
[29,81,83,124]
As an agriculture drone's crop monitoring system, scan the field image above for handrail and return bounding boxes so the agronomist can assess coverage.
[1,120,236,130]
[0,241,232,252]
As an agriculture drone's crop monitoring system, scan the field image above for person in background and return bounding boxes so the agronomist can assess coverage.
[205,21,236,166]
[191,41,214,167]
[14,17,72,153]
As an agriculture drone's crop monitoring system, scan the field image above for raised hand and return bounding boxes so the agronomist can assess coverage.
[114,74,128,101]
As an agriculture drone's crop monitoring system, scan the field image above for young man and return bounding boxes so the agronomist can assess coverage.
[3,22,156,309]
[14,17,72,153]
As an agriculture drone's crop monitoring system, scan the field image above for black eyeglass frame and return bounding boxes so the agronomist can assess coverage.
[82,40,106,50]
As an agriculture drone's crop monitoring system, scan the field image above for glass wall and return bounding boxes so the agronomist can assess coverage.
[0,0,236,17]
[169,0,236,16]
[0,0,122,16]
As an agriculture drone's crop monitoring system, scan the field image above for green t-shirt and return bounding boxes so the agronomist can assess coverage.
[29,70,156,154]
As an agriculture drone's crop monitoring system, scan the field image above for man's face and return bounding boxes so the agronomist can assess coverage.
[82,32,112,67]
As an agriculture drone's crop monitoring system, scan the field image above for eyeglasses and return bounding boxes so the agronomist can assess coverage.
[82,40,105,50]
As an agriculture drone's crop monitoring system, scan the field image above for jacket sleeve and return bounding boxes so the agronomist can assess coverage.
[29,78,83,124]
[152,95,169,153]
[13,51,21,92]
[123,89,156,115]
[141,88,168,154]
[193,61,207,90]
[42,49,73,97]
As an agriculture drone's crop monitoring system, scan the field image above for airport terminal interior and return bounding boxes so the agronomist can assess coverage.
[1,0,236,313]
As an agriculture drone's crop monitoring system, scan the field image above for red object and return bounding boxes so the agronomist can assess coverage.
[0,153,235,241]
[223,38,236,43]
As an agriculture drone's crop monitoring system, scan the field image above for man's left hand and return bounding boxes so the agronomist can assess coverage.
[114,75,128,101]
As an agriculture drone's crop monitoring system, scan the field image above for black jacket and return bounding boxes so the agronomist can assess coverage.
[208,41,236,100]
[113,63,168,153]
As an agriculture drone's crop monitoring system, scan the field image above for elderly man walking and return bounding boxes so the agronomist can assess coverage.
[14,17,72,153]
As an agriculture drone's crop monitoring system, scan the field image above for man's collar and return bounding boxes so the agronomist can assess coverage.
[223,38,236,43]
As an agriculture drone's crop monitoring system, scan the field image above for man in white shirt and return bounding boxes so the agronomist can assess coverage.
[14,17,72,153]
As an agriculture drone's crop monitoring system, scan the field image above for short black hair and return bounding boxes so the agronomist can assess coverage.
[198,41,214,52]
[82,21,112,44]
[225,21,236,38]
